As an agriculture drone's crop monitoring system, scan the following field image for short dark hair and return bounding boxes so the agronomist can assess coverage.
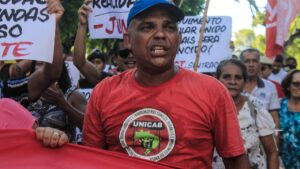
[240,48,260,62]
[281,69,300,98]
[87,50,106,63]
[286,57,297,63]
[216,59,248,81]
[274,54,284,64]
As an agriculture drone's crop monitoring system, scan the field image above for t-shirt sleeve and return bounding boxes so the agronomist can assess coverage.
[268,82,280,110]
[82,82,107,149]
[251,97,275,136]
[213,84,245,158]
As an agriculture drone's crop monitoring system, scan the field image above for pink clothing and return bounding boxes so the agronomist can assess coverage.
[0,98,35,129]
[83,68,245,169]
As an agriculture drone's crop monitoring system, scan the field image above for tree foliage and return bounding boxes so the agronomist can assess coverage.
[174,0,205,16]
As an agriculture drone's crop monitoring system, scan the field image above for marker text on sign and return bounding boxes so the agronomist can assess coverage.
[92,0,135,8]
[1,41,33,58]
[1,0,54,62]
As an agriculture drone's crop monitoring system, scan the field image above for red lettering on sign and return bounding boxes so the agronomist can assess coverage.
[1,41,33,58]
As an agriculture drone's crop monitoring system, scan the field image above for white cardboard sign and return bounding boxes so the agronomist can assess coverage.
[0,1,55,63]
[176,16,232,73]
[88,0,135,39]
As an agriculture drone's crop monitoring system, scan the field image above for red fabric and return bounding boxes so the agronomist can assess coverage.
[83,68,245,169]
[266,0,300,58]
[0,98,35,129]
[270,80,285,98]
[0,129,176,169]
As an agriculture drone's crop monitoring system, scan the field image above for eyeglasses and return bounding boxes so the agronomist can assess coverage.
[118,49,131,58]
[291,82,300,88]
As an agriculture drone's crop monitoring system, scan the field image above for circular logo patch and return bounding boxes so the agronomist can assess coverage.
[119,108,176,161]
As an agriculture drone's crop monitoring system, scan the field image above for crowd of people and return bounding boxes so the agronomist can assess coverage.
[0,0,299,168]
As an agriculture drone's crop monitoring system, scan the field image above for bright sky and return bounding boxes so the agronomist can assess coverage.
[207,0,267,36]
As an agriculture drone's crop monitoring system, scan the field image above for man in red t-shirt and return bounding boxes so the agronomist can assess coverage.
[82,0,250,168]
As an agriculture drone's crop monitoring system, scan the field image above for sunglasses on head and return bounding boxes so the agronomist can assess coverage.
[118,49,131,58]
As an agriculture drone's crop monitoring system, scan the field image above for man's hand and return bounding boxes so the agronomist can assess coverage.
[46,0,64,23]
[36,127,69,148]
[78,0,92,26]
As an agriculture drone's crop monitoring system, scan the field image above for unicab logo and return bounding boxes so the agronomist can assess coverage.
[119,108,176,161]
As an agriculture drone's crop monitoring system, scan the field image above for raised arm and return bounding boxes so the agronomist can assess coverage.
[9,60,33,79]
[73,0,101,85]
[28,0,64,101]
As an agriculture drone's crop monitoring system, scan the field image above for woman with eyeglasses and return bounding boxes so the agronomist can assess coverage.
[279,69,300,169]
[213,59,279,169]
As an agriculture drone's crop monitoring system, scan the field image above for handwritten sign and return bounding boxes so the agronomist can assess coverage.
[80,88,93,101]
[175,16,232,73]
[88,0,135,39]
[0,0,55,63]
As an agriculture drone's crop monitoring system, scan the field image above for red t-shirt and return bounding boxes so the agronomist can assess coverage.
[83,68,245,169]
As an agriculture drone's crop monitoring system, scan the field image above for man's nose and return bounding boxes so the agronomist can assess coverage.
[154,27,166,39]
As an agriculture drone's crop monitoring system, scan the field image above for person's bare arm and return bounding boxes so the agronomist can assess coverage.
[260,135,279,169]
[28,0,64,101]
[270,109,280,145]
[73,0,101,85]
[223,154,251,169]
[42,84,86,128]
[9,60,32,79]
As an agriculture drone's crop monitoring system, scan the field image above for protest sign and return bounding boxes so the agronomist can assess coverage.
[80,88,93,101]
[88,0,135,39]
[0,0,55,63]
[175,16,232,73]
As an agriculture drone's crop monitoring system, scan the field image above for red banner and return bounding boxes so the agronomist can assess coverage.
[266,0,300,58]
[0,129,179,169]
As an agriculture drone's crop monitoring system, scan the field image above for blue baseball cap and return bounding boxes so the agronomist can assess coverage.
[127,0,184,27]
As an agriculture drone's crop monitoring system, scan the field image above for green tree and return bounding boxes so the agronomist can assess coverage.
[234,29,256,53]
[174,0,205,15]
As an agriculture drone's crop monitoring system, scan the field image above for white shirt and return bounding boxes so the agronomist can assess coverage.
[248,78,280,111]
[269,68,288,84]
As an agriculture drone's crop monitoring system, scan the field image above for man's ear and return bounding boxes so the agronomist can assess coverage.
[123,32,131,50]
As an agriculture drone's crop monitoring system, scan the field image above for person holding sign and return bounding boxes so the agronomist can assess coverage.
[82,0,250,168]
[0,0,65,106]
[74,0,135,86]
[74,0,109,86]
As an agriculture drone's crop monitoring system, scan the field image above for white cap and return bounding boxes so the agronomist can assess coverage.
[260,56,274,65]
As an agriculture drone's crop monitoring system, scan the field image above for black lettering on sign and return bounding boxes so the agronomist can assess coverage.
[206,17,222,25]
[0,8,48,22]
[177,45,198,55]
[0,24,22,38]
[179,26,197,34]
[202,35,220,43]
[187,61,220,70]
[180,17,201,25]
[205,25,226,33]
[0,0,46,5]
[181,36,195,44]
[93,0,136,8]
